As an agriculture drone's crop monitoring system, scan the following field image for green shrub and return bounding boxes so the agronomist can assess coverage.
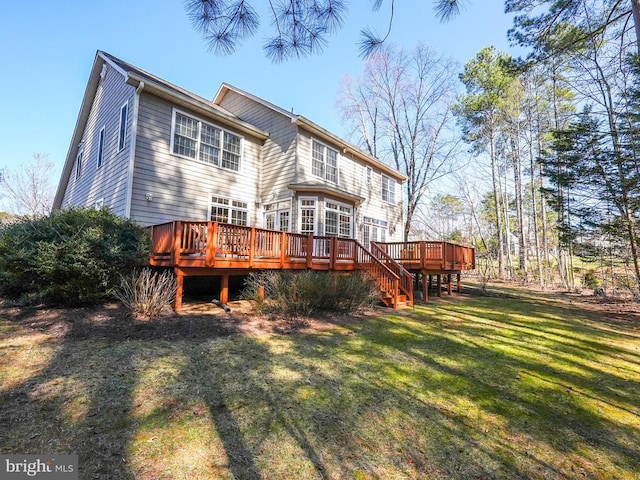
[113,268,176,319]
[242,270,378,316]
[582,270,600,289]
[0,207,150,306]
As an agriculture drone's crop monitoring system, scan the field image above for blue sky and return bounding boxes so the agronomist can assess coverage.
[0,1,518,183]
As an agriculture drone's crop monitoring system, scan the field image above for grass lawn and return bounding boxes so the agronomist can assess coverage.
[1,285,639,479]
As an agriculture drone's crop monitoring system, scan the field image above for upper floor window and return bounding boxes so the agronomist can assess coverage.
[382,174,396,204]
[97,126,105,168]
[172,110,242,172]
[209,195,247,225]
[312,140,338,184]
[75,149,83,180]
[118,102,128,151]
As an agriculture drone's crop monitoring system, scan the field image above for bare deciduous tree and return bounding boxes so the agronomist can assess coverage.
[0,153,56,217]
[337,44,461,241]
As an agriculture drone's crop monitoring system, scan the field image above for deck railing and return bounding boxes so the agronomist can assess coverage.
[150,221,403,305]
[150,222,475,308]
[373,240,475,271]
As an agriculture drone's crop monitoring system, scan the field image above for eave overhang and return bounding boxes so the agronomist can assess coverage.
[288,182,366,206]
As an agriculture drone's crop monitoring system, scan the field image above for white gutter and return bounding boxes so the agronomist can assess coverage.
[124,81,144,219]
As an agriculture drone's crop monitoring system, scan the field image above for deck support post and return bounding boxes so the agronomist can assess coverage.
[329,236,337,270]
[447,274,452,295]
[174,269,184,311]
[220,274,229,304]
[280,232,287,267]
[306,235,314,268]
[437,275,442,297]
[257,285,265,303]
[422,271,429,302]
[457,273,462,293]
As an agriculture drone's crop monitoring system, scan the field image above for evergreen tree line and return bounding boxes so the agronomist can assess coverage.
[442,5,640,295]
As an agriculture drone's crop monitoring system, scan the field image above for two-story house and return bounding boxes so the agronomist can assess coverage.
[54,51,474,309]
[53,51,406,245]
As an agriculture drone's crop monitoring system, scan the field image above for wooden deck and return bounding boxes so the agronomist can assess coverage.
[149,221,475,309]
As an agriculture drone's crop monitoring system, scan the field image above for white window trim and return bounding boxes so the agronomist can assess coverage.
[208,194,249,225]
[381,174,396,204]
[118,102,128,152]
[97,126,105,168]
[311,138,339,184]
[170,108,244,173]
[298,196,318,235]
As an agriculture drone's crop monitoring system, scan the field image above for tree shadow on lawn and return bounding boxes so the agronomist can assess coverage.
[2,296,639,479]
[365,300,640,477]
[0,301,385,480]
[0,304,262,479]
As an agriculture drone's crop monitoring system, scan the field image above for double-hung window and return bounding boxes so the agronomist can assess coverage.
[172,110,242,172]
[209,196,248,225]
[312,140,338,183]
[381,174,396,204]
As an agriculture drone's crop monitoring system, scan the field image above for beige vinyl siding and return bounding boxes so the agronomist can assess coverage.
[358,160,404,242]
[129,93,262,226]
[60,63,134,215]
[217,91,297,212]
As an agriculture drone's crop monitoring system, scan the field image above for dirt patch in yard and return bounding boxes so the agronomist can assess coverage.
[0,298,382,342]
[1,284,638,342]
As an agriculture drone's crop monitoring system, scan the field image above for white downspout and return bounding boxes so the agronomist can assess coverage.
[124,81,144,219]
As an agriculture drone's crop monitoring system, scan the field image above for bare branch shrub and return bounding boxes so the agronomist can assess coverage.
[243,270,378,316]
[114,268,177,320]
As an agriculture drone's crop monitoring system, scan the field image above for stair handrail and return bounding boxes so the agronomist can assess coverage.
[370,242,414,305]
[352,241,401,308]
